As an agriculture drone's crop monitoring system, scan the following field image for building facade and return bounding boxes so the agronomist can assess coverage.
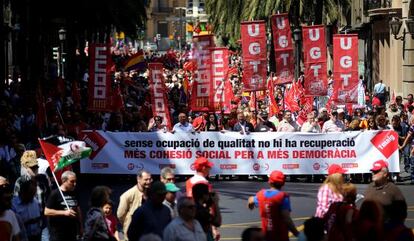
[351,0,414,97]
[145,0,209,50]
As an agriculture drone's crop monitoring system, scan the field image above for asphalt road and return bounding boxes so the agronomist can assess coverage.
[77,175,414,241]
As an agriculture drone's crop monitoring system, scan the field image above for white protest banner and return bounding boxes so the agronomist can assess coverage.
[80,130,399,175]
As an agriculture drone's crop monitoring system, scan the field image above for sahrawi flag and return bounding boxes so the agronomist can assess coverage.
[39,139,92,172]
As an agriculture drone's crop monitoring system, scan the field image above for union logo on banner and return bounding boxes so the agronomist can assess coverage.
[80,131,108,159]
[370,131,398,159]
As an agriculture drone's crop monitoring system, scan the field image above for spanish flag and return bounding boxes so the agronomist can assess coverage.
[124,51,146,71]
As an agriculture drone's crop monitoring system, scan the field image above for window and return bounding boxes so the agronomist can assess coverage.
[157,21,168,37]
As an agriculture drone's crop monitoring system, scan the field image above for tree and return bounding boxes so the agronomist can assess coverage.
[206,0,351,48]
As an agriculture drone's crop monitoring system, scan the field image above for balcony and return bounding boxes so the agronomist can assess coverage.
[364,0,401,17]
[152,7,173,14]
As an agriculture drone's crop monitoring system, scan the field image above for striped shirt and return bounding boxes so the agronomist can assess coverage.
[315,184,343,218]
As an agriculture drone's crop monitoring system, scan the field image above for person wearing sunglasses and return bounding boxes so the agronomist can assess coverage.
[364,160,406,223]
[163,197,206,241]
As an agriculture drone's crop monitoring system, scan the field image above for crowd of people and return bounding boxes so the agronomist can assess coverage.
[1,154,413,241]
[0,44,414,240]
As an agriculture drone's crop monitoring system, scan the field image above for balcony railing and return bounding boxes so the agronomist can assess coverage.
[363,0,400,17]
[152,7,173,13]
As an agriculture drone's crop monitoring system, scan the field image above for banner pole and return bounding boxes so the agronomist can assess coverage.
[254,91,258,123]
[51,170,71,211]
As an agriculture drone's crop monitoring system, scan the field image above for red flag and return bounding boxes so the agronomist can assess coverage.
[223,78,234,113]
[241,21,267,91]
[391,90,396,104]
[271,14,294,85]
[250,91,257,111]
[302,25,328,96]
[268,77,280,116]
[333,34,359,103]
[284,86,300,112]
[228,67,238,76]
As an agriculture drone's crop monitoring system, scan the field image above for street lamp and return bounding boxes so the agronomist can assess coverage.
[58,28,66,79]
[293,28,302,80]
[389,17,414,40]
[175,7,186,52]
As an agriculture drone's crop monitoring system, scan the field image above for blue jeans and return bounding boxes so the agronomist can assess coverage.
[41,227,49,241]
[410,157,414,181]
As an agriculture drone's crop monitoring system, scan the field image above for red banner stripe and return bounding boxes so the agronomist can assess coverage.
[241,21,267,91]
[333,34,359,103]
[190,35,214,111]
[302,25,328,96]
[148,63,172,130]
[88,43,112,111]
[271,14,294,85]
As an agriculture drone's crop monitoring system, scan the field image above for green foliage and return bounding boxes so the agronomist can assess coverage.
[206,0,350,48]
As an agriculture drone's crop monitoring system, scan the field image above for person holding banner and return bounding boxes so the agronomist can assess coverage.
[321,110,345,133]
[172,113,195,133]
[44,171,83,241]
[315,164,346,218]
[276,111,300,132]
[247,170,299,240]
[233,112,254,134]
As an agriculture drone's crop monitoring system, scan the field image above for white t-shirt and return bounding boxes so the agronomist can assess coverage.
[0,209,21,241]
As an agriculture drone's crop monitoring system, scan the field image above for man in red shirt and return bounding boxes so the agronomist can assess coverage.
[248,171,299,241]
[186,157,214,197]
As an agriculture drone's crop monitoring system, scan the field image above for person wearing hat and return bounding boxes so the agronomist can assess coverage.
[127,181,171,241]
[364,160,406,222]
[14,150,50,233]
[315,164,346,218]
[247,170,299,241]
[186,157,214,198]
[163,183,180,218]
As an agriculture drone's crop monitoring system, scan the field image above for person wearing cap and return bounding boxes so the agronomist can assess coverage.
[14,150,50,235]
[185,157,214,198]
[163,183,180,218]
[337,108,346,122]
[247,170,299,241]
[127,181,171,241]
[314,164,346,218]
[364,160,406,222]
[117,170,152,240]
[321,110,345,133]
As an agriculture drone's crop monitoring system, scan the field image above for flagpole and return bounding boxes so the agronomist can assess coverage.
[38,138,70,210]
[50,169,71,211]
